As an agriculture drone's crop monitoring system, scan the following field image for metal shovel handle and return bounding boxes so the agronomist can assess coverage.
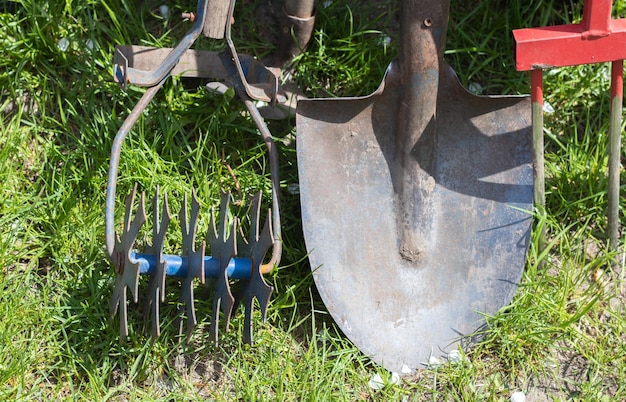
[395,0,451,261]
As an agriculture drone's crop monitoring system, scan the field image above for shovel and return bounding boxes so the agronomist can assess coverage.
[296,0,533,372]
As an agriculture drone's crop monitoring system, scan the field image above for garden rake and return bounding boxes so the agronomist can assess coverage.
[105,0,301,344]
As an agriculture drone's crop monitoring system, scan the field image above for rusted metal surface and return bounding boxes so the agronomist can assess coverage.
[394,0,449,262]
[296,0,533,372]
[203,0,230,39]
[114,45,282,104]
[274,0,316,66]
[114,45,228,79]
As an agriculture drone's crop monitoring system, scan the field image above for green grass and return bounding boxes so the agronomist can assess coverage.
[1,0,625,400]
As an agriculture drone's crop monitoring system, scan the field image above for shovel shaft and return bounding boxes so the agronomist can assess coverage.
[398,0,449,73]
[396,0,451,261]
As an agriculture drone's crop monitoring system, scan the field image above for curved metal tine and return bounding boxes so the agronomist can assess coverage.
[177,189,206,338]
[207,192,237,345]
[232,192,261,309]
[143,188,171,339]
[238,192,274,344]
[224,0,279,103]
[109,183,147,339]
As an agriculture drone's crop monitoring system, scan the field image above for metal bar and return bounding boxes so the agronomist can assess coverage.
[242,97,283,272]
[203,0,230,39]
[582,0,612,37]
[114,45,228,79]
[608,59,623,251]
[224,0,278,102]
[532,69,546,253]
[513,25,626,70]
[114,0,210,87]
[135,252,252,279]
[105,79,167,258]
[272,0,316,67]
[531,69,545,211]
[285,0,315,18]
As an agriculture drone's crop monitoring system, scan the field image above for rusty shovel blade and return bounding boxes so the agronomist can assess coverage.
[296,0,533,373]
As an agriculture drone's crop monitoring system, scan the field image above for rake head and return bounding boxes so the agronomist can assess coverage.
[109,185,275,345]
[105,0,284,347]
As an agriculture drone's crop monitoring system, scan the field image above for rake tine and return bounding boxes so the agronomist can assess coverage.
[143,188,171,339]
[177,189,206,338]
[236,192,274,344]
[207,192,236,345]
[110,183,146,339]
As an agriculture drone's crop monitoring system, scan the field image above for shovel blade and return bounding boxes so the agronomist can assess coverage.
[296,63,533,373]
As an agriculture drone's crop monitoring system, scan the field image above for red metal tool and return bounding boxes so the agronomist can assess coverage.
[513,0,624,250]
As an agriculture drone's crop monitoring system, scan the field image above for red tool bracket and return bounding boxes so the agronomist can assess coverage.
[513,0,626,70]
[513,0,624,251]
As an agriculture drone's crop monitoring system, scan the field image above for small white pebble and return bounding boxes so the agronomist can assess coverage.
[543,101,555,114]
[428,355,442,368]
[286,183,300,195]
[380,34,391,47]
[86,39,95,50]
[448,350,463,364]
[389,372,400,385]
[159,5,170,19]
[468,82,483,94]
[511,391,526,402]
[57,38,70,52]
[368,373,385,390]
[401,364,412,374]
